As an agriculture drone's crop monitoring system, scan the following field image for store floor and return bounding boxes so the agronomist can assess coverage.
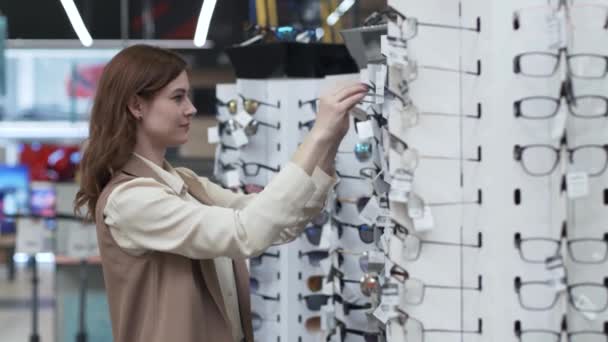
[0,262,55,342]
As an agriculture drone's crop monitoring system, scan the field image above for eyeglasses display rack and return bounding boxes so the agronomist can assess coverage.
[212,1,608,339]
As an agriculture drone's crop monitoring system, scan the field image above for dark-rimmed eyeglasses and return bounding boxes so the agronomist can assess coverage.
[514,276,608,312]
[390,264,482,305]
[514,316,608,342]
[514,47,608,79]
[514,78,608,119]
[515,222,608,264]
[513,0,608,31]
[388,308,483,342]
[513,139,608,177]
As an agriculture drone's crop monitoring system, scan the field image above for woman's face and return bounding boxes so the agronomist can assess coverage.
[137,71,197,147]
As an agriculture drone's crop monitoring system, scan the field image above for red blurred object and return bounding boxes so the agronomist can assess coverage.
[66,64,106,98]
[19,144,81,182]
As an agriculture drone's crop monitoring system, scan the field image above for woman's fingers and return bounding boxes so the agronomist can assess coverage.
[338,91,368,113]
[333,83,369,102]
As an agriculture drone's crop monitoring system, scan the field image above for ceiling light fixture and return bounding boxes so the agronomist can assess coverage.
[59,0,93,47]
[194,0,217,47]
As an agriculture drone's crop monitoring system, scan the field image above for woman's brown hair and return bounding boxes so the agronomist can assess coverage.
[74,44,187,221]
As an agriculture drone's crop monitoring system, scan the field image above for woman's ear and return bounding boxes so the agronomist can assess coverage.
[127,95,144,120]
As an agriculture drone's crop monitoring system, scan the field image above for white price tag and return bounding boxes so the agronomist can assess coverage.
[224,170,241,188]
[389,201,411,229]
[359,196,382,224]
[381,283,400,306]
[234,110,253,128]
[388,64,407,98]
[356,120,375,140]
[412,205,434,232]
[381,35,408,65]
[231,129,249,147]
[367,250,386,273]
[546,256,567,291]
[372,304,390,324]
[372,300,400,325]
[322,279,334,295]
[375,214,391,229]
[375,65,387,104]
[546,9,567,50]
[321,303,336,331]
[219,149,240,164]
[207,126,220,144]
[372,172,391,195]
[318,224,337,250]
[388,234,405,265]
[389,170,413,203]
[16,219,46,255]
[368,250,385,264]
[320,257,332,274]
[379,231,391,253]
[566,172,590,199]
[551,107,567,139]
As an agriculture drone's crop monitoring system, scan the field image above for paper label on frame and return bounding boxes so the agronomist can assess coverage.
[224,170,241,188]
[234,110,253,128]
[232,129,249,147]
[207,126,220,144]
[566,172,589,199]
[356,120,375,140]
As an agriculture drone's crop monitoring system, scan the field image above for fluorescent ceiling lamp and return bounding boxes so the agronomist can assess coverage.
[194,0,217,47]
[327,0,356,26]
[59,0,93,47]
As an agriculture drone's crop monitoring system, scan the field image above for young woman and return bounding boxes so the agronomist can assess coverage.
[75,44,367,342]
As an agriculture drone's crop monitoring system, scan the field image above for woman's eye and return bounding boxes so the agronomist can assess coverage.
[173,95,184,102]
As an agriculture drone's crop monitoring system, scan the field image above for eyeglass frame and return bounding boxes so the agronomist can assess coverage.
[513,136,608,177]
[513,77,608,119]
[514,316,608,342]
[388,308,483,342]
[392,225,483,261]
[514,276,608,312]
[514,47,608,79]
[389,264,483,305]
[514,221,608,264]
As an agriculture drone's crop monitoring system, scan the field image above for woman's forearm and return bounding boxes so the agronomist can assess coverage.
[291,128,336,176]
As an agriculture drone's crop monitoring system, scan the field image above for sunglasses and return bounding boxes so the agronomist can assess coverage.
[331,217,376,244]
[303,211,331,246]
[330,320,382,342]
[298,250,330,267]
[250,251,280,267]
